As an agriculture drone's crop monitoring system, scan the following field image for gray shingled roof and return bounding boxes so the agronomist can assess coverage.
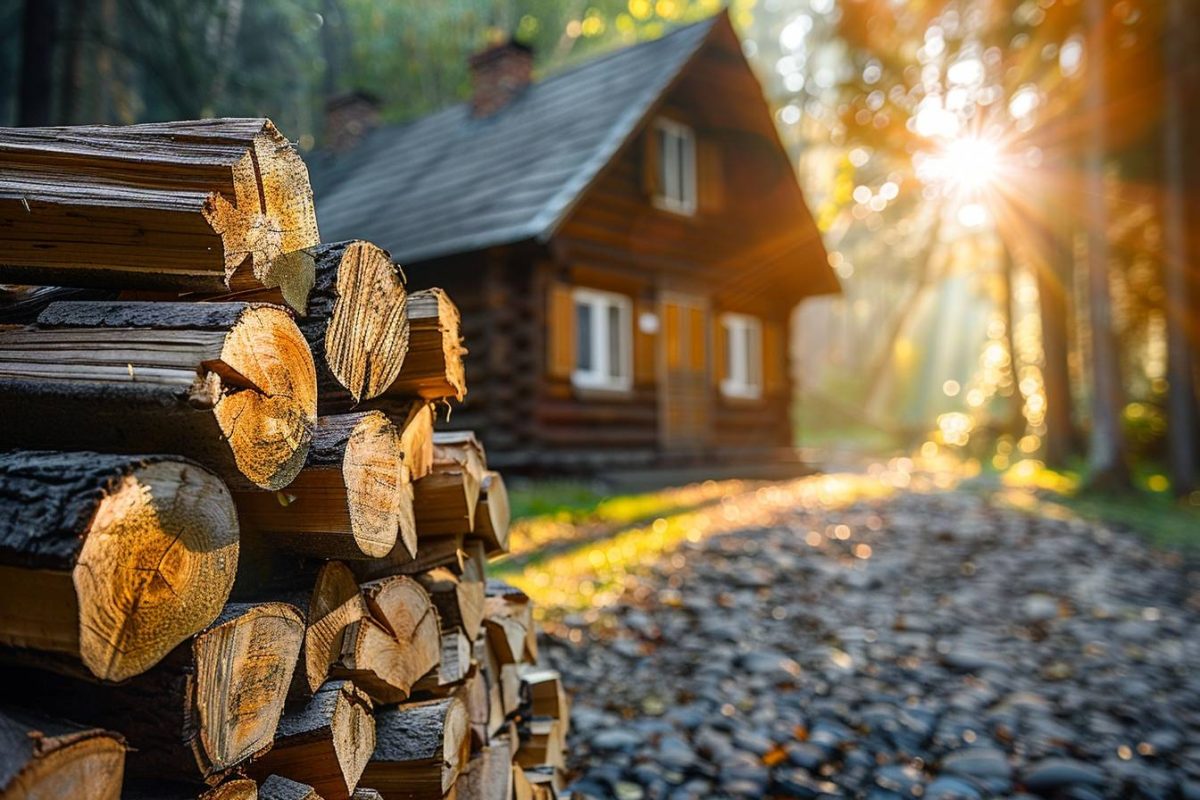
[310,16,718,265]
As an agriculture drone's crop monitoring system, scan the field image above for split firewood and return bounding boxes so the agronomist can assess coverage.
[333,577,440,705]
[394,401,435,480]
[0,301,317,490]
[0,119,319,311]
[518,670,568,728]
[461,666,492,750]
[249,681,373,800]
[455,734,515,800]
[0,451,238,682]
[511,766,532,800]
[259,775,324,800]
[414,432,487,536]
[473,471,511,556]
[417,567,485,640]
[383,288,466,401]
[460,539,489,583]
[411,630,473,697]
[204,780,260,800]
[515,719,565,771]
[1,602,304,784]
[522,768,563,800]
[0,708,125,800]
[485,581,537,663]
[476,637,508,739]
[294,563,369,698]
[360,698,470,800]
[236,412,415,561]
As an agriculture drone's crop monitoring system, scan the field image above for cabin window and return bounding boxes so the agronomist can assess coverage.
[653,118,697,215]
[720,313,762,400]
[572,288,632,391]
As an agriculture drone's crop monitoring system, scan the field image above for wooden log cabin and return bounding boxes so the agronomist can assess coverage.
[311,12,838,470]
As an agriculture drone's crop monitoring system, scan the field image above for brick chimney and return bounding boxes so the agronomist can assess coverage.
[324,91,380,152]
[468,39,533,117]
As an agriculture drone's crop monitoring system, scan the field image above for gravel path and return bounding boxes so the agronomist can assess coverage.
[537,485,1200,799]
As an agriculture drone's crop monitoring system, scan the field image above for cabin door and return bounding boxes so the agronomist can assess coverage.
[659,292,711,454]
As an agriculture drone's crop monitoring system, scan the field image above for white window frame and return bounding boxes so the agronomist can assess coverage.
[652,117,697,216]
[720,313,763,400]
[571,287,632,392]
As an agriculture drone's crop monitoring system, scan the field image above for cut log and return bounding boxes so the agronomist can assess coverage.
[411,630,473,697]
[334,577,440,705]
[205,780,260,800]
[485,581,536,663]
[0,119,319,311]
[297,563,369,698]
[382,288,466,401]
[236,412,414,561]
[0,602,303,783]
[0,708,124,800]
[0,301,317,490]
[270,241,408,407]
[461,666,491,750]
[0,451,238,682]
[511,766,532,800]
[414,432,486,537]
[249,681,373,800]
[517,670,568,732]
[476,637,507,739]
[416,567,485,641]
[361,698,470,800]
[522,768,562,800]
[515,719,564,771]
[395,402,434,481]
[455,735,514,800]
[459,540,488,584]
[472,471,510,556]
[259,775,324,800]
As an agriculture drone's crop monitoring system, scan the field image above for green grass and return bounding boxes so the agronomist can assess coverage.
[507,480,721,526]
[988,460,1200,552]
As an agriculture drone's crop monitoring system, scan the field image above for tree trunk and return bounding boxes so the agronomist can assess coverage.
[1163,0,1199,497]
[0,451,238,683]
[380,289,468,402]
[54,0,86,124]
[999,244,1027,436]
[16,0,57,127]
[1082,0,1131,490]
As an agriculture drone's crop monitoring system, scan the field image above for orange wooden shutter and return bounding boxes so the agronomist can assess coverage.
[688,306,706,372]
[663,303,681,370]
[763,320,786,394]
[713,315,727,388]
[641,126,660,197]
[546,281,575,379]
[698,137,724,213]
[634,300,657,385]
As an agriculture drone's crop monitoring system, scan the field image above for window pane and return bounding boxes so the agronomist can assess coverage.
[681,133,695,207]
[749,324,762,387]
[576,301,593,372]
[724,321,735,380]
[607,302,622,378]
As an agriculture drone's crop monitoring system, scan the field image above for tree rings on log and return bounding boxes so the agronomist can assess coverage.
[0,708,125,800]
[0,451,238,682]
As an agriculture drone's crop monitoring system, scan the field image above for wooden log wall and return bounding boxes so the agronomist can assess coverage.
[0,118,569,800]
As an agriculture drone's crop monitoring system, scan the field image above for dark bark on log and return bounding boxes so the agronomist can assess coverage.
[361,698,470,799]
[0,450,238,682]
[259,775,323,800]
[0,706,124,799]
[0,301,317,490]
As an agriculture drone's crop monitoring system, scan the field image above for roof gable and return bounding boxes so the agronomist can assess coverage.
[311,15,722,264]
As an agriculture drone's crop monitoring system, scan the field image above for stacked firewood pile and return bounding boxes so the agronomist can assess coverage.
[0,119,568,800]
